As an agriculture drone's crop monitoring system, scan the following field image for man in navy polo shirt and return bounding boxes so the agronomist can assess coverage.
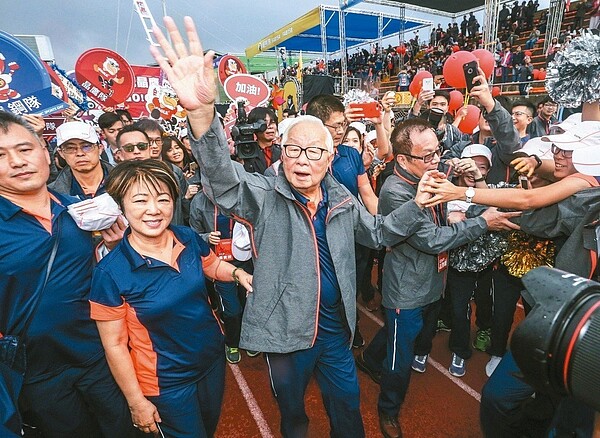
[0,112,134,437]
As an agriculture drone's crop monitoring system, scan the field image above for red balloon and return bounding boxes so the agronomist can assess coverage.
[448,90,464,112]
[491,86,501,97]
[443,51,477,88]
[472,49,495,78]
[458,105,481,134]
[452,45,460,52]
[396,45,406,55]
[532,69,540,80]
[538,69,547,80]
[408,70,433,97]
[524,50,532,57]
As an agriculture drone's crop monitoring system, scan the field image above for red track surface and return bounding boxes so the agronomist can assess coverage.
[215,301,525,438]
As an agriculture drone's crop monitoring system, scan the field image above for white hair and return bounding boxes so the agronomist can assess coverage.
[280,115,334,154]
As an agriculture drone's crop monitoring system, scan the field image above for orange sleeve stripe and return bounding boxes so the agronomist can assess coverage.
[201,250,219,268]
[90,300,127,320]
[357,172,371,188]
[125,302,160,396]
[170,233,186,271]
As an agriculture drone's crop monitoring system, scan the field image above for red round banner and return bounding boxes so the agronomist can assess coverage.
[75,48,134,108]
[223,74,269,107]
[218,55,247,86]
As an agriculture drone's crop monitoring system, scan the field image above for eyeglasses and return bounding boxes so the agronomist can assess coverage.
[148,138,163,146]
[399,146,443,163]
[324,121,348,132]
[283,144,329,161]
[551,144,573,158]
[543,103,558,108]
[511,111,530,117]
[120,142,150,153]
[60,143,97,154]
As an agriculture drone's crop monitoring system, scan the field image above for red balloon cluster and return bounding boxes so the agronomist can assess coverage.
[396,44,406,55]
[408,70,433,97]
[443,51,477,88]
[458,105,481,134]
[491,86,501,97]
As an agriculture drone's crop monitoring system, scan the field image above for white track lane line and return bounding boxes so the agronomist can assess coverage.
[228,363,275,438]
[357,303,482,402]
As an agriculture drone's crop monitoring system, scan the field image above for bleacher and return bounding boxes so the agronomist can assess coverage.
[377,0,592,101]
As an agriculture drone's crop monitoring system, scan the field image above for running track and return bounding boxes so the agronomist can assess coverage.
[215,300,525,437]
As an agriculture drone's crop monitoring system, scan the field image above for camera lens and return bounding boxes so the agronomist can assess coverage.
[512,267,600,412]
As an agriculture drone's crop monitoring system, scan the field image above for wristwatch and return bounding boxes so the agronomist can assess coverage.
[465,187,475,203]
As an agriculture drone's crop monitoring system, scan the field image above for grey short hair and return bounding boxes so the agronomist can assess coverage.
[280,115,334,154]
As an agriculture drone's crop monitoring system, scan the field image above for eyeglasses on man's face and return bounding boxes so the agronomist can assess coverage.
[60,143,98,154]
[120,142,150,153]
[148,137,163,146]
[511,111,530,117]
[399,146,443,163]
[283,144,329,161]
[551,144,573,158]
[324,121,348,132]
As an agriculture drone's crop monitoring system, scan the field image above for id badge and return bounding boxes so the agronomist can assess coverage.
[215,238,234,261]
[438,251,449,272]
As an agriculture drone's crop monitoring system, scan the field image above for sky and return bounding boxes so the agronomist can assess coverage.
[2,0,551,71]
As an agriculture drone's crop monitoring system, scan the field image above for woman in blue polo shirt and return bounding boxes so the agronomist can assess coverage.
[89,160,252,437]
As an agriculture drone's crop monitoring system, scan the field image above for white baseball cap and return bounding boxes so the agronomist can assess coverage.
[349,121,367,135]
[460,144,493,167]
[541,121,600,151]
[232,222,252,261]
[517,137,553,160]
[56,121,99,147]
[549,113,581,134]
[365,130,378,144]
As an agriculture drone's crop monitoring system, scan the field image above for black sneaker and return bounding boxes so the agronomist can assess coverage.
[352,328,365,348]
[356,352,381,384]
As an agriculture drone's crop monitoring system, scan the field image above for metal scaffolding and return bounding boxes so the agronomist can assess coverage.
[545,0,566,55]
[482,0,502,51]
[338,9,348,94]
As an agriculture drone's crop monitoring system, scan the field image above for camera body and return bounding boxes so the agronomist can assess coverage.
[231,101,267,159]
[512,267,600,412]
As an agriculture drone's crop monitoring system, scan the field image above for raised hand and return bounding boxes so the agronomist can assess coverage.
[150,17,216,112]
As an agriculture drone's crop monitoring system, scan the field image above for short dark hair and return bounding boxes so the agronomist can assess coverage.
[116,125,150,148]
[539,96,557,106]
[134,118,164,135]
[248,107,277,126]
[433,90,450,103]
[106,159,180,211]
[391,118,434,157]
[511,100,536,117]
[115,109,133,123]
[98,112,122,130]
[0,111,39,140]
[306,94,345,123]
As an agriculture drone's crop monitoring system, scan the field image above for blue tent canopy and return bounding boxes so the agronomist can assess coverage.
[245,6,430,58]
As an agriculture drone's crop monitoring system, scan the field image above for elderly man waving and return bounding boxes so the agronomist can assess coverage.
[149,17,470,438]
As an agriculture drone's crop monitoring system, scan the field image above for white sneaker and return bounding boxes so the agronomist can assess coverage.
[485,355,502,377]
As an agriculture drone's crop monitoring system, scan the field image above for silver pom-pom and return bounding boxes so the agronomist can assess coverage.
[449,232,508,272]
[342,89,373,106]
[546,32,600,108]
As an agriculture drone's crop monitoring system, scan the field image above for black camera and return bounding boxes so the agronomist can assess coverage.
[231,101,267,159]
[420,108,446,142]
[512,266,600,412]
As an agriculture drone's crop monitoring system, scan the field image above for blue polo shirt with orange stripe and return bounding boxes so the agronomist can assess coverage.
[0,190,104,383]
[331,144,365,197]
[291,185,346,340]
[89,225,224,395]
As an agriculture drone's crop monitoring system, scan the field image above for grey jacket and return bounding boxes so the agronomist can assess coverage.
[519,188,600,279]
[379,164,488,309]
[189,191,219,243]
[48,160,113,197]
[191,114,430,353]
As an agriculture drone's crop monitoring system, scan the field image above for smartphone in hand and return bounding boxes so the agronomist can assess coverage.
[463,61,481,92]
[422,77,434,92]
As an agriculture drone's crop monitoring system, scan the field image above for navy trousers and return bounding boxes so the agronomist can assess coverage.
[20,355,135,438]
[148,356,225,438]
[265,332,364,438]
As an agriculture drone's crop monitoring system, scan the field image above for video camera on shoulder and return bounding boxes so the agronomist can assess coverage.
[231,101,267,159]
